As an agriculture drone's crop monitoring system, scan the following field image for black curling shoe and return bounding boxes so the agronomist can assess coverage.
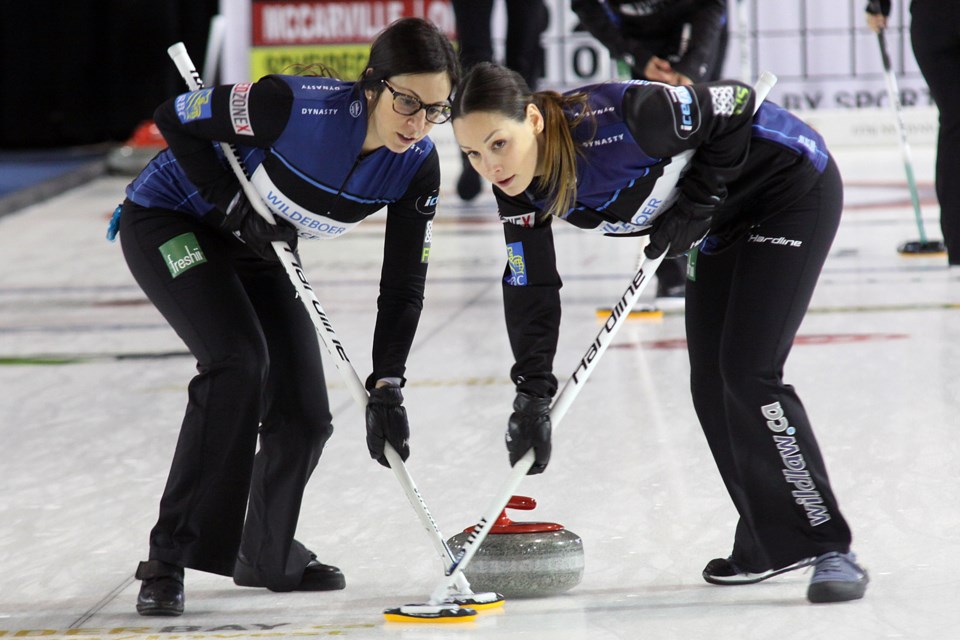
[135,560,184,616]
[234,554,346,592]
[299,558,346,591]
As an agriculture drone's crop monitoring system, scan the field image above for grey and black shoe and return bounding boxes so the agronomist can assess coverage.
[807,551,869,603]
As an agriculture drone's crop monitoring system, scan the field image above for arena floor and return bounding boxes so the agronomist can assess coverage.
[1,138,957,639]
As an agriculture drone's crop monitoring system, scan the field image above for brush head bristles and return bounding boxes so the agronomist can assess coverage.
[897,240,947,255]
[383,603,478,623]
[449,591,505,609]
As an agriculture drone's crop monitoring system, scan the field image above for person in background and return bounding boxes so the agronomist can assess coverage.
[572,0,730,300]
[111,17,459,616]
[451,61,868,604]
[866,0,960,265]
[451,0,549,201]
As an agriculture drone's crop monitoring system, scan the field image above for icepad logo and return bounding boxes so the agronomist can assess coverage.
[668,86,698,138]
[416,191,440,215]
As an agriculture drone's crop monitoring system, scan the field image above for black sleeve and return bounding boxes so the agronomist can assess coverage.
[152,75,293,212]
[497,191,561,398]
[624,80,755,206]
[865,1,890,16]
[368,147,440,386]
[671,0,728,82]
[571,0,650,66]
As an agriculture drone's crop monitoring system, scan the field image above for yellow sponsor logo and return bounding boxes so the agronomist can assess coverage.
[182,90,211,120]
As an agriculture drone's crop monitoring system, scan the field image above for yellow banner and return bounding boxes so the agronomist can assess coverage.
[250,44,372,82]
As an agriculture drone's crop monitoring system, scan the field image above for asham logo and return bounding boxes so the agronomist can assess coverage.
[160,232,207,279]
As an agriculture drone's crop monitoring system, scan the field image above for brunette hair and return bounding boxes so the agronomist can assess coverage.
[281,63,341,79]
[451,62,592,218]
[358,17,460,104]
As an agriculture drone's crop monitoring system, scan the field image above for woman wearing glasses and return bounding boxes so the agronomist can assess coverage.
[114,18,458,616]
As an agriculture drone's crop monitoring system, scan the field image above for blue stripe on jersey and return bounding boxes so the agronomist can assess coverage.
[752,102,829,172]
[268,148,394,205]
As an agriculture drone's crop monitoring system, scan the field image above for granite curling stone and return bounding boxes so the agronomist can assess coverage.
[446,495,584,598]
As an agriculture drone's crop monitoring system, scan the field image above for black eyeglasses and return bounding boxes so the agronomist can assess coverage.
[381,80,452,124]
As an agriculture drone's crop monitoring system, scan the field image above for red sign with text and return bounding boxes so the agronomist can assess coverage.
[252,0,456,46]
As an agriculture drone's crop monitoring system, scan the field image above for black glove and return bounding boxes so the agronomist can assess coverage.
[365,385,410,468]
[506,392,552,475]
[644,196,717,259]
[220,191,298,260]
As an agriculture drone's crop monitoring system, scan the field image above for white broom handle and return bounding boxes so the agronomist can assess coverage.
[875,29,926,238]
[432,251,665,603]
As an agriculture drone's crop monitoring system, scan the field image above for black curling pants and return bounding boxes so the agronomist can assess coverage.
[451,0,548,89]
[911,0,960,264]
[685,159,853,571]
[119,202,333,590]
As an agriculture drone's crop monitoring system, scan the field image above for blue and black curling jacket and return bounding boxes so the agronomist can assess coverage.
[125,75,442,384]
[495,79,831,396]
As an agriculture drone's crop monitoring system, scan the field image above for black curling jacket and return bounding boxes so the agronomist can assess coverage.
[572,0,728,81]
[126,75,441,385]
[494,79,830,397]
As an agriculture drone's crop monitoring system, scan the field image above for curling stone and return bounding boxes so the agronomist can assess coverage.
[446,495,584,598]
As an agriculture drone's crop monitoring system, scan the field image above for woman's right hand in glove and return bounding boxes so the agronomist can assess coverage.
[220,191,298,260]
[505,392,552,475]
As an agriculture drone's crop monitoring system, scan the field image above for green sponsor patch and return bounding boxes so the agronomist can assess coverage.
[160,232,207,279]
[686,247,698,281]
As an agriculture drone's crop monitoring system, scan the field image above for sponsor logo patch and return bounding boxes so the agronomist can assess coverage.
[748,233,803,247]
[416,190,439,215]
[159,232,207,279]
[502,212,536,227]
[762,401,832,527]
[421,221,432,263]
[175,88,214,123]
[301,107,338,116]
[710,85,750,117]
[229,83,255,135]
[667,86,699,138]
[350,100,362,118]
[505,242,527,286]
[582,133,625,148]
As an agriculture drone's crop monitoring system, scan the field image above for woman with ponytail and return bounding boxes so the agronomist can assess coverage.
[451,62,868,605]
